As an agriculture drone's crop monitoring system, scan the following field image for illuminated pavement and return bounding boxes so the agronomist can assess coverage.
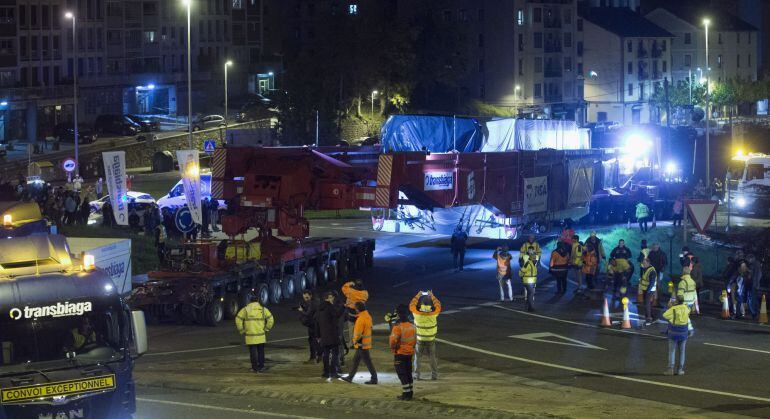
[136,218,770,418]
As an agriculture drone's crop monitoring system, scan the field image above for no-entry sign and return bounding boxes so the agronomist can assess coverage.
[685,200,718,234]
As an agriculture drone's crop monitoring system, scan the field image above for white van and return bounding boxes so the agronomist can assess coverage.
[157,173,226,210]
[727,153,770,216]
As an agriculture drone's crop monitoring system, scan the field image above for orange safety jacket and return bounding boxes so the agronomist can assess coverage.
[550,250,570,271]
[494,251,513,278]
[389,321,416,356]
[352,310,373,350]
[342,281,369,315]
[582,250,598,275]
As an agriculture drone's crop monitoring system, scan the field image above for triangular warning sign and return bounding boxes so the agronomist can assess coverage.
[508,332,605,350]
[685,200,718,234]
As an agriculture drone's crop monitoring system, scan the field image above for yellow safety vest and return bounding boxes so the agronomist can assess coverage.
[639,266,657,292]
[235,302,274,345]
[663,304,690,326]
[413,312,438,342]
[676,274,697,306]
[519,258,538,284]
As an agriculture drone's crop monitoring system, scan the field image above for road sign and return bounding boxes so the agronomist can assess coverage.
[62,157,77,172]
[685,199,718,234]
[203,140,216,154]
[508,332,606,350]
[174,207,196,233]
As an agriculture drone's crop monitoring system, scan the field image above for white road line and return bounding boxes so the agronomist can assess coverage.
[436,338,770,403]
[441,310,460,315]
[491,305,666,339]
[137,397,320,418]
[459,306,480,310]
[392,281,410,288]
[703,342,770,355]
[145,337,305,357]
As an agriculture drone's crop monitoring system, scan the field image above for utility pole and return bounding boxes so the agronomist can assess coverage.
[704,18,711,183]
[665,77,671,157]
[688,69,693,105]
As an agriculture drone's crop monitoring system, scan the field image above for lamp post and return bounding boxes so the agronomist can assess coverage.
[268,71,274,91]
[515,85,521,115]
[65,12,78,175]
[704,18,711,183]
[183,0,192,149]
[371,90,378,117]
[224,60,232,129]
[688,69,692,105]
[666,228,675,279]
[725,171,731,232]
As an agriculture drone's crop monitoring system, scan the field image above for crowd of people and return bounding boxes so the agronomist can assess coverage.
[234,278,442,401]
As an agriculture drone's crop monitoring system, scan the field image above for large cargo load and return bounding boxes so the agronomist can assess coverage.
[380,115,483,153]
[68,237,132,295]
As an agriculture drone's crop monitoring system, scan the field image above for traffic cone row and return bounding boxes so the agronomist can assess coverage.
[600,297,612,327]
[720,290,731,319]
[759,294,768,325]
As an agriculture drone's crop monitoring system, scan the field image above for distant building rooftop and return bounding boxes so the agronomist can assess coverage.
[580,8,672,38]
[649,4,758,31]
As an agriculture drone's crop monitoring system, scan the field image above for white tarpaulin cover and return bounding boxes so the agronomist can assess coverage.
[481,119,589,151]
[568,159,594,206]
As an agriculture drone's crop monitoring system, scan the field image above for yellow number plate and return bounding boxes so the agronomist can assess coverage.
[1,374,116,403]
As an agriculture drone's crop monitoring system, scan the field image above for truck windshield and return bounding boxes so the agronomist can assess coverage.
[0,303,126,375]
[727,161,745,181]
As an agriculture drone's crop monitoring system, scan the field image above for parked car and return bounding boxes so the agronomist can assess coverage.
[94,114,140,136]
[54,123,98,144]
[125,114,161,132]
[157,173,226,211]
[192,115,225,131]
[89,191,156,213]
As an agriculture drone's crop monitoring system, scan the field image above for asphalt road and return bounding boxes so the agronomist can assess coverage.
[137,218,770,418]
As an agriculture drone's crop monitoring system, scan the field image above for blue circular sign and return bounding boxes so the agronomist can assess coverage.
[174,207,195,233]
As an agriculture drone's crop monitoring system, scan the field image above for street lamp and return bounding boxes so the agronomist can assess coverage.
[515,85,521,114]
[704,17,711,183]
[65,11,78,175]
[268,71,274,91]
[371,90,378,117]
[183,0,192,149]
[224,60,232,128]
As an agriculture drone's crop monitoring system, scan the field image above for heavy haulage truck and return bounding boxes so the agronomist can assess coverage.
[0,202,148,419]
[127,146,378,326]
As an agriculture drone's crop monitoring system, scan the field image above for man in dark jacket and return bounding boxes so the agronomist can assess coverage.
[450,226,468,272]
[647,243,667,302]
[315,291,346,380]
[299,290,321,363]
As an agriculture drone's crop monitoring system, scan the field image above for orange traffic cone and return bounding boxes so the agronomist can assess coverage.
[693,293,701,315]
[720,290,731,319]
[600,297,612,327]
[651,215,657,229]
[759,294,768,325]
[620,297,632,329]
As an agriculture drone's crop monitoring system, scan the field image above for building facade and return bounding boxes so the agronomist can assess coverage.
[581,7,672,124]
[645,6,758,84]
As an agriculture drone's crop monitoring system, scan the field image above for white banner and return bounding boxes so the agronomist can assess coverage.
[523,176,548,215]
[102,151,128,225]
[176,150,203,225]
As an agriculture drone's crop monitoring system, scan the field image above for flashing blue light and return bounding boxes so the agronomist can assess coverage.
[0,101,7,106]
[147,84,155,90]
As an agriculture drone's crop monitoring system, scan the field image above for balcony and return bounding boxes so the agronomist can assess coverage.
[544,17,562,29]
[638,69,650,80]
[544,41,562,53]
[652,46,663,59]
[545,93,562,103]
[545,66,562,78]
[637,47,648,59]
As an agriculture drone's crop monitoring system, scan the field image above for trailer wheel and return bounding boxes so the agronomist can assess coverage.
[337,255,349,281]
[292,272,308,293]
[223,294,239,320]
[202,300,224,326]
[365,249,374,268]
[326,264,337,284]
[238,289,252,309]
[281,276,296,299]
[317,264,329,286]
[269,278,282,304]
[255,283,270,306]
[306,266,318,289]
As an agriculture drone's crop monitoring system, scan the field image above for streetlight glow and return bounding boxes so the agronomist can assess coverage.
[64,12,73,19]
[703,18,711,26]
[225,60,233,67]
[371,90,379,116]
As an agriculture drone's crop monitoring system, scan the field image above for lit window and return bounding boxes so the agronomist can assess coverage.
[349,4,358,15]
[516,9,524,26]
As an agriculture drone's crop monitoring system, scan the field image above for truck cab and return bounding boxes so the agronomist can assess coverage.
[727,153,770,216]
[0,225,147,418]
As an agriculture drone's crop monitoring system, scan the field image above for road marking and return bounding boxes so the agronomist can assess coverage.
[145,337,305,357]
[509,332,606,350]
[441,310,460,315]
[392,281,409,288]
[703,342,770,355]
[459,306,479,310]
[137,397,320,418]
[491,305,666,339]
[436,338,770,403]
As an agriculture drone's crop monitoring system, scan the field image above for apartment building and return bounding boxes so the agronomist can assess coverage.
[581,7,673,124]
[0,0,244,143]
[645,5,758,84]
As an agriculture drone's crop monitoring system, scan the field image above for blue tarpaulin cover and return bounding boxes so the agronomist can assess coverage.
[380,115,482,152]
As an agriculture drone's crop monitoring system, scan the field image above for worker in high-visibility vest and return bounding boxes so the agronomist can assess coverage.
[519,247,539,311]
[494,246,514,301]
[520,235,541,264]
[409,290,441,380]
[235,292,274,373]
[340,302,377,384]
[570,236,584,294]
[677,266,698,311]
[663,294,691,376]
[638,258,658,325]
[389,304,417,401]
